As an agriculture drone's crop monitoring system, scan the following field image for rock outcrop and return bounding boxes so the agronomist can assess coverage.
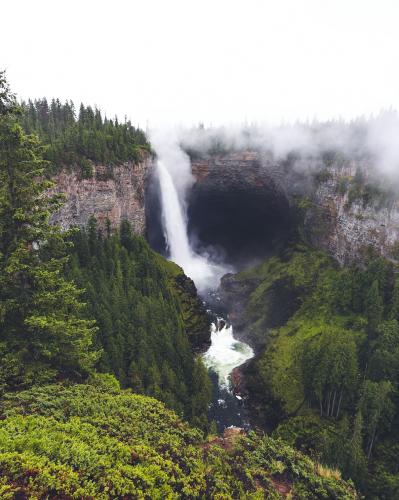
[171,273,211,350]
[308,161,399,265]
[50,157,151,235]
[49,148,399,267]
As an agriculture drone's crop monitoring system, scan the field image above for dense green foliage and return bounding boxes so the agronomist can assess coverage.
[19,98,149,177]
[65,219,211,428]
[155,254,212,350]
[0,378,356,499]
[0,74,98,390]
[233,245,399,496]
[334,168,397,211]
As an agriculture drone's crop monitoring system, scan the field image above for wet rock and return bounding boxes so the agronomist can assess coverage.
[230,366,246,397]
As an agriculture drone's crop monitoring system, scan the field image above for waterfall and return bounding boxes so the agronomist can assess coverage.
[154,136,255,430]
[156,159,226,292]
[157,160,192,265]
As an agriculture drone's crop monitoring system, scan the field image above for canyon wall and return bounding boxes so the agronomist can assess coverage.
[190,151,399,265]
[49,149,399,266]
[50,157,151,235]
[189,152,295,265]
[308,161,399,264]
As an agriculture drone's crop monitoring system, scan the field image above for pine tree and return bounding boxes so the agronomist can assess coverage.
[0,71,16,116]
[360,380,394,459]
[302,329,358,418]
[0,75,99,390]
[347,410,367,484]
[365,279,383,332]
[369,320,399,381]
[390,275,399,321]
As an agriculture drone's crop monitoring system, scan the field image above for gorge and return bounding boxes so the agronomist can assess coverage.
[19,104,399,497]
[50,148,399,272]
[48,142,399,434]
[153,149,255,429]
[3,4,399,495]
[1,86,395,496]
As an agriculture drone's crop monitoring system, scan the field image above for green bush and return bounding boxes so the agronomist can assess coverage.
[0,381,357,499]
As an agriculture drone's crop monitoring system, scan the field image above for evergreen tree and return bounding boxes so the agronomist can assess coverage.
[365,279,383,332]
[359,379,394,458]
[0,71,15,116]
[390,275,399,321]
[369,320,399,382]
[302,329,358,418]
[347,410,367,485]
[0,74,98,390]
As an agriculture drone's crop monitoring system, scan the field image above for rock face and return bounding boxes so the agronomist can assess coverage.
[168,272,211,350]
[308,161,399,265]
[191,151,314,201]
[189,151,399,265]
[50,157,151,235]
[50,148,399,267]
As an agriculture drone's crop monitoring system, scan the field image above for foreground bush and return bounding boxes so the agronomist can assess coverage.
[0,377,356,499]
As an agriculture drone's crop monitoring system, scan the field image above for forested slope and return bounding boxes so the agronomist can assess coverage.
[0,71,358,499]
[225,245,399,497]
[66,219,211,428]
[0,376,357,499]
[19,98,150,177]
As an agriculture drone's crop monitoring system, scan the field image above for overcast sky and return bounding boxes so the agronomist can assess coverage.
[2,0,399,127]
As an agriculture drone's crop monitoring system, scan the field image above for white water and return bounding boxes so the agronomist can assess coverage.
[203,320,254,390]
[157,160,226,292]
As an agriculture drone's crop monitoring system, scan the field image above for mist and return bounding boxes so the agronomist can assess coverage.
[177,112,399,185]
[149,111,399,291]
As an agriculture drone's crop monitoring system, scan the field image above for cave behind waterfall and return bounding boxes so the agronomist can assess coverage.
[187,178,294,267]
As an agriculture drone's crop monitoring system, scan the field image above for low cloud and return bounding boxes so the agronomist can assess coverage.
[174,112,399,185]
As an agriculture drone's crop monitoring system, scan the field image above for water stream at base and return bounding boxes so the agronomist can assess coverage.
[202,314,254,431]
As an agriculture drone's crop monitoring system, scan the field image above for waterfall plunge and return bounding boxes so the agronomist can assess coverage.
[203,320,254,390]
[157,159,226,292]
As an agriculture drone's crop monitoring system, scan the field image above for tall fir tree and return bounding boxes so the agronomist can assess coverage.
[0,73,98,390]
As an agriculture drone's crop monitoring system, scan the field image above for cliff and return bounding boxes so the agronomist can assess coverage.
[155,254,212,350]
[308,161,399,265]
[50,157,151,235]
[189,151,399,265]
[49,157,212,350]
[188,152,295,265]
[49,149,399,267]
